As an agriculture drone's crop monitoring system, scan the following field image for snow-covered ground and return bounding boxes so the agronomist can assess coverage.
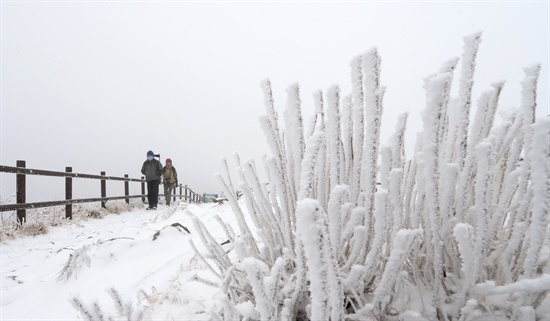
[1,201,236,320]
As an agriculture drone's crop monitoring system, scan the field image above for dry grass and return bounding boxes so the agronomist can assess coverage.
[0,199,145,242]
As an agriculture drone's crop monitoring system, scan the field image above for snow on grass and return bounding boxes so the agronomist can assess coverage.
[1,200,239,320]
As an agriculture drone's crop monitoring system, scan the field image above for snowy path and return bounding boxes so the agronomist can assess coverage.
[1,202,231,320]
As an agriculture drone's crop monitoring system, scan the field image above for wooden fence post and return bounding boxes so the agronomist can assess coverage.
[184,185,188,202]
[101,171,106,208]
[141,177,146,203]
[179,184,182,201]
[16,160,26,225]
[124,174,129,204]
[65,167,72,219]
[0,165,172,214]
[173,185,176,203]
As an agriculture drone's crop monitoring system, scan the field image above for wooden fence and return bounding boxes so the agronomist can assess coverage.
[0,160,203,225]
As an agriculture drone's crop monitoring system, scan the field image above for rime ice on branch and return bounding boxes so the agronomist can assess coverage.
[193,33,548,321]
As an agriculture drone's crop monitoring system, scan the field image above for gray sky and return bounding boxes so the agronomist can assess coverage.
[1,1,548,202]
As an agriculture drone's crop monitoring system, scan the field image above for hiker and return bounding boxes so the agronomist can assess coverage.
[141,150,162,210]
[162,158,178,206]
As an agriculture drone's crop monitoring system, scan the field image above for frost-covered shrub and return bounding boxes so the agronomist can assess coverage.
[57,244,92,282]
[192,33,549,320]
[71,288,144,321]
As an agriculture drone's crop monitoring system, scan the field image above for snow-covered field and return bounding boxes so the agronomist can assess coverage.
[1,201,237,320]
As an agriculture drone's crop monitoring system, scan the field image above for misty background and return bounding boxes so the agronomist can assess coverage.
[1,1,548,203]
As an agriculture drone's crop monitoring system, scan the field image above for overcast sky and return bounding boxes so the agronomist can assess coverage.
[1,1,548,202]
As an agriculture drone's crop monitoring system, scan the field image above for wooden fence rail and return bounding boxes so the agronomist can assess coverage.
[0,160,203,225]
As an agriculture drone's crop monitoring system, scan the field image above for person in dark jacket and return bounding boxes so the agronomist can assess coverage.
[162,158,178,206]
[141,150,162,209]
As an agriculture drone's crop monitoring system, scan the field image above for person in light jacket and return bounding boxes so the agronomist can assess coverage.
[162,158,178,206]
[141,150,162,209]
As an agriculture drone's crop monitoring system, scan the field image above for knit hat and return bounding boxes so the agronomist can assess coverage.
[166,158,172,163]
[147,150,154,156]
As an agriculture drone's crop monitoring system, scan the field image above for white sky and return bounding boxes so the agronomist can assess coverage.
[1,1,548,201]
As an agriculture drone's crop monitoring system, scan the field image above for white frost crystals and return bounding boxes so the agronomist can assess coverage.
[193,33,549,320]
